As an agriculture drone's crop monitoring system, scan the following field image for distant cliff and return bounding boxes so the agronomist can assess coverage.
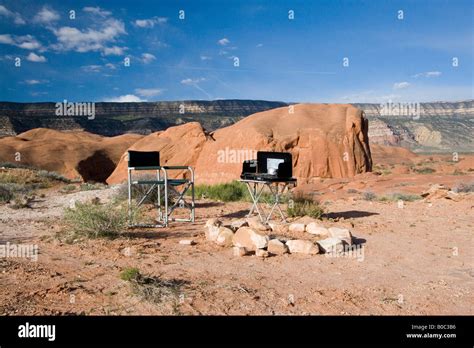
[0,99,472,153]
[0,100,287,137]
[353,100,474,153]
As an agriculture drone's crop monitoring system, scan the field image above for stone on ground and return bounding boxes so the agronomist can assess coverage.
[204,218,222,242]
[306,222,329,237]
[232,227,269,251]
[179,239,196,246]
[215,227,234,247]
[286,240,319,255]
[246,217,270,231]
[268,222,289,234]
[255,249,269,258]
[289,223,305,233]
[317,237,344,253]
[229,219,248,231]
[267,239,289,255]
[233,246,249,257]
[328,227,352,245]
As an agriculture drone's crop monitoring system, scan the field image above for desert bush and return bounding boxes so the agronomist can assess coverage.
[120,267,186,311]
[63,201,131,239]
[0,184,14,202]
[60,184,77,193]
[80,182,106,191]
[37,170,71,183]
[287,193,324,219]
[193,181,248,202]
[9,195,34,209]
[362,191,377,201]
[414,167,436,174]
[0,162,37,170]
[120,267,141,281]
[379,193,421,202]
[452,182,474,193]
[347,188,359,194]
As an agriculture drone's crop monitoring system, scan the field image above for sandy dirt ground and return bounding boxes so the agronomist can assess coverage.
[1,166,473,315]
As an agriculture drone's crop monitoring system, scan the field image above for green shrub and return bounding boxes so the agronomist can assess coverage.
[37,170,71,183]
[80,182,106,191]
[0,184,14,202]
[60,184,77,193]
[63,201,131,239]
[287,193,324,219]
[379,193,421,202]
[120,267,141,281]
[414,167,436,174]
[193,181,249,202]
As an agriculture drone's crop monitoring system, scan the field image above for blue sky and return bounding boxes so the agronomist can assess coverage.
[0,0,472,103]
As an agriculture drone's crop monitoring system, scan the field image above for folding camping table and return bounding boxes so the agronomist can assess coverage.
[240,178,296,224]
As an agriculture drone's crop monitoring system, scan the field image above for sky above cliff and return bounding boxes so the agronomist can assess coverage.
[0,0,472,103]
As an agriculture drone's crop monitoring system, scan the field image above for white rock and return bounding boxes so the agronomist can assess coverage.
[232,227,269,251]
[255,249,269,258]
[328,227,352,245]
[267,239,289,255]
[317,237,344,253]
[286,240,319,255]
[306,222,329,237]
[233,246,248,257]
[268,222,289,234]
[215,227,234,247]
[179,239,196,245]
[204,218,223,241]
[229,219,248,231]
[289,223,305,233]
[205,218,222,228]
[246,217,270,231]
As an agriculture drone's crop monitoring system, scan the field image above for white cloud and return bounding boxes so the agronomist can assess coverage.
[200,55,212,60]
[0,34,42,50]
[0,34,14,44]
[135,88,164,97]
[103,46,127,56]
[104,94,146,102]
[83,7,111,17]
[141,53,156,63]
[218,38,230,46]
[25,79,40,85]
[82,65,102,73]
[181,78,206,86]
[256,43,263,47]
[393,82,410,90]
[134,17,168,28]
[52,18,127,55]
[105,63,116,69]
[33,6,60,24]
[26,52,46,62]
[0,5,25,25]
[412,71,442,78]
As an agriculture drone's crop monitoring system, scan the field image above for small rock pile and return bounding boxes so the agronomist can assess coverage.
[204,217,353,257]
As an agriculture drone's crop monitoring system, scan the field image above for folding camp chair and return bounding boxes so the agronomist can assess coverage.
[127,150,195,227]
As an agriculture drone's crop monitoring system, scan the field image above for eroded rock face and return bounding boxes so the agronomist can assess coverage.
[106,104,371,184]
[194,104,372,184]
[107,122,208,184]
[0,128,143,182]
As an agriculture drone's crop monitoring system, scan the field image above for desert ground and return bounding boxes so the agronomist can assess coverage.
[0,152,473,315]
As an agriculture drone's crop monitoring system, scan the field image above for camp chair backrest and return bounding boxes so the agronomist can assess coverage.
[128,151,160,168]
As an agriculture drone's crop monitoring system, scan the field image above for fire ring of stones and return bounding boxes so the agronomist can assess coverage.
[204,217,354,257]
